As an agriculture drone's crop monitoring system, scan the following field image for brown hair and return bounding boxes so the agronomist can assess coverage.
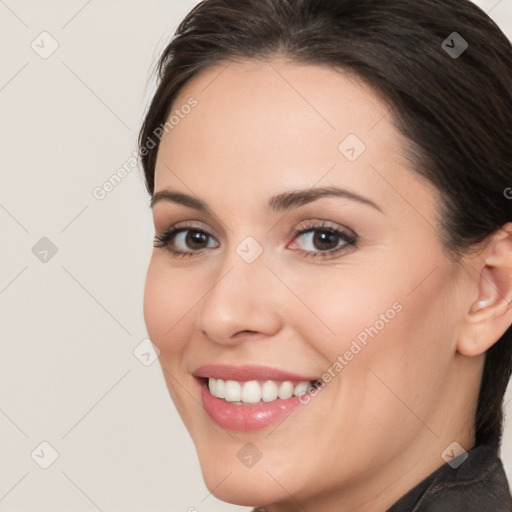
[139,0,512,448]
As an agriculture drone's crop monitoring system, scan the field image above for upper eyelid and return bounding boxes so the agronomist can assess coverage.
[295,219,356,236]
[160,219,351,236]
[163,219,215,234]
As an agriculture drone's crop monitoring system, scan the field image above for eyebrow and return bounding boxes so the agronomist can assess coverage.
[150,186,382,213]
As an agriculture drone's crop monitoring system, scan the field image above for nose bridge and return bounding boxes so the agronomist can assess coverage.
[194,233,281,344]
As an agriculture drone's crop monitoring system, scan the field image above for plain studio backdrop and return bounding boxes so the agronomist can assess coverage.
[0,1,511,511]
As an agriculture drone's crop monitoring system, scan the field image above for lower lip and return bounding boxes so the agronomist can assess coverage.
[199,380,304,432]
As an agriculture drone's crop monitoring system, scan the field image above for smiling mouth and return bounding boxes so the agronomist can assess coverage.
[193,365,323,431]
[203,377,321,404]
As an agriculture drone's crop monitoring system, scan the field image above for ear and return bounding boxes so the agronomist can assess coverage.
[457,223,512,357]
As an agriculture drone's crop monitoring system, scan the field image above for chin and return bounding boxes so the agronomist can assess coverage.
[200,464,285,507]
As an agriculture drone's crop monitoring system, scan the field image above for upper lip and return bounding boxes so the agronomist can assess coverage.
[193,364,318,382]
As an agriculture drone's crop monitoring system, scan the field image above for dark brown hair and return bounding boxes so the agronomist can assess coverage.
[139,0,512,448]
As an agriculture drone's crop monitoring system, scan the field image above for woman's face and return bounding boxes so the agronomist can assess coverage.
[144,58,477,509]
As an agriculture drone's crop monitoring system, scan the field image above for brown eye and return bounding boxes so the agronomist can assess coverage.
[185,230,210,250]
[311,230,341,251]
[154,227,219,255]
[292,226,356,256]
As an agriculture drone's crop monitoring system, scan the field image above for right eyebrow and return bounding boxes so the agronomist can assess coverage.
[266,186,382,213]
[150,190,212,214]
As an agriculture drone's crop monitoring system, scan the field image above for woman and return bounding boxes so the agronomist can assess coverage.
[140,0,512,510]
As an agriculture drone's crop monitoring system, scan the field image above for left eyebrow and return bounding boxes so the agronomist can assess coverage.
[150,186,382,213]
[266,186,382,213]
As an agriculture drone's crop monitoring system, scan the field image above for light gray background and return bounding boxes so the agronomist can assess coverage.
[0,1,511,511]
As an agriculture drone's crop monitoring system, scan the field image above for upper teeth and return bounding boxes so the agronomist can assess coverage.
[207,378,314,403]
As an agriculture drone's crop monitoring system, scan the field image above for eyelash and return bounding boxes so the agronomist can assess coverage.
[153,220,358,260]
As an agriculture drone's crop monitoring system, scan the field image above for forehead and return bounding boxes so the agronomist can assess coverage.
[154,58,433,215]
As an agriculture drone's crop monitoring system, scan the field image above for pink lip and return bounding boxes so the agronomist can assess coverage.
[193,364,317,382]
[198,380,303,431]
[193,364,318,432]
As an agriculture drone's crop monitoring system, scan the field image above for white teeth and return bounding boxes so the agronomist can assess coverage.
[278,381,294,400]
[207,378,314,404]
[224,380,242,402]
[261,380,278,402]
[241,380,261,403]
[293,381,311,396]
[208,377,216,395]
[214,378,225,399]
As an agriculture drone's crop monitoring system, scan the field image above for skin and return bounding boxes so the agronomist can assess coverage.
[143,57,512,511]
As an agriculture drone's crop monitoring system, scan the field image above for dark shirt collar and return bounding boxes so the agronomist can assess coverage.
[387,443,512,511]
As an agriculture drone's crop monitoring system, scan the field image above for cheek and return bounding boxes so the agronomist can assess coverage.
[292,256,456,419]
[288,267,404,363]
[328,261,458,426]
[143,256,195,356]
[143,256,202,421]
[306,248,453,362]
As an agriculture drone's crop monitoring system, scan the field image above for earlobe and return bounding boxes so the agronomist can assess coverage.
[457,223,512,357]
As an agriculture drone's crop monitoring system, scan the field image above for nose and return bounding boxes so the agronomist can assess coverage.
[194,244,282,346]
